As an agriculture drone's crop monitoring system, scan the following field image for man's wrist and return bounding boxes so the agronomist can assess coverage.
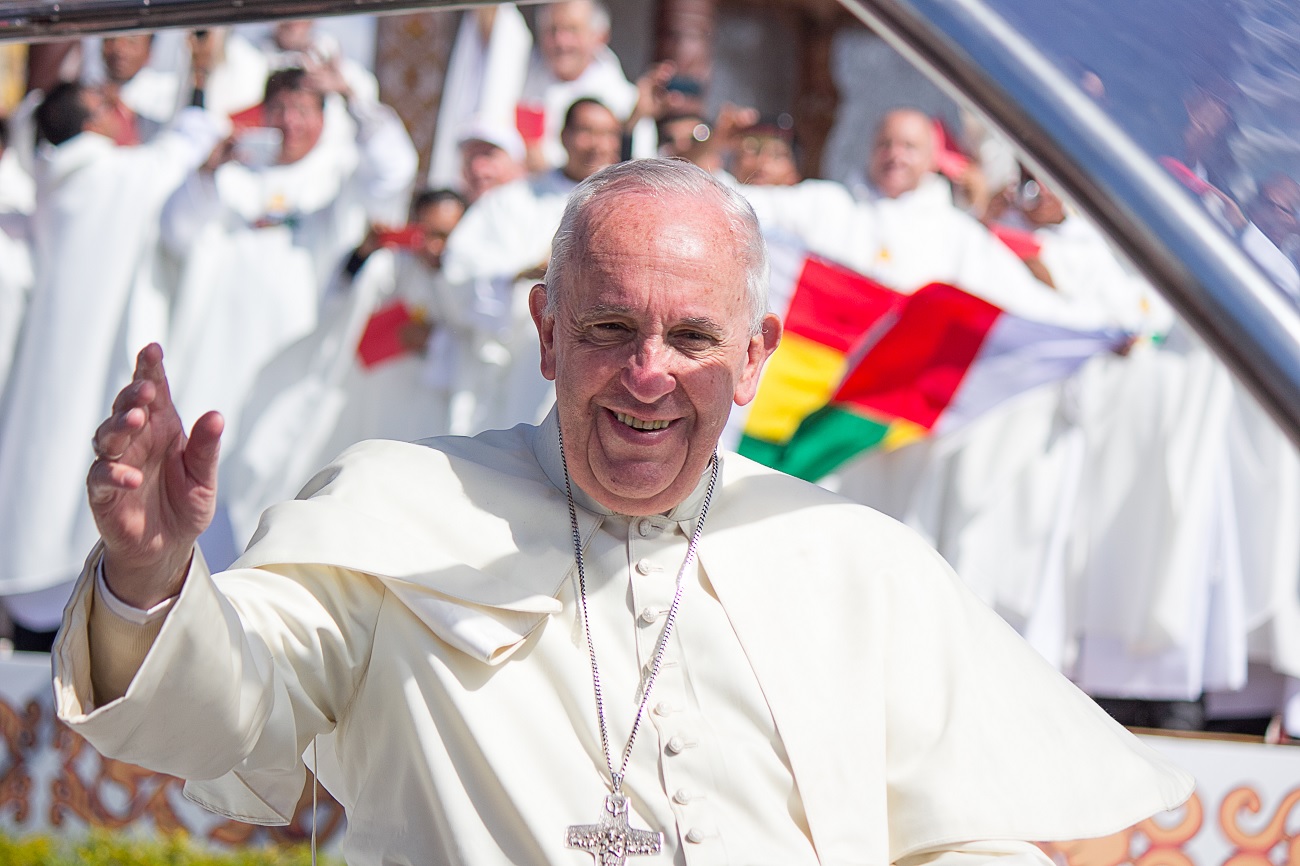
[101,549,193,611]
[95,558,179,624]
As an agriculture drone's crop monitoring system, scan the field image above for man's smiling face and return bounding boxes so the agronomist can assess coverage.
[531,189,779,516]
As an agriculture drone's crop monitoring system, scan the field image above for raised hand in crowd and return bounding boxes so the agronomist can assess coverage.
[86,344,222,609]
[201,134,238,173]
[709,102,761,165]
[301,53,353,101]
[627,60,680,128]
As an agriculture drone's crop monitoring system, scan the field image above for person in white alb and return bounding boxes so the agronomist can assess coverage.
[160,64,417,452]
[439,97,623,434]
[0,82,219,645]
[427,4,532,192]
[57,158,1192,865]
[517,0,653,171]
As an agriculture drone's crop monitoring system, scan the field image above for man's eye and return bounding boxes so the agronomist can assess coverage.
[589,322,631,337]
[675,331,717,349]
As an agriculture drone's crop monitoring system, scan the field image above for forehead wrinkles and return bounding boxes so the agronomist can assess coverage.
[579,193,730,264]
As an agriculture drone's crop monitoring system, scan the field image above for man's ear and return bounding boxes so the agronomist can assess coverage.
[734,313,782,406]
[529,283,557,381]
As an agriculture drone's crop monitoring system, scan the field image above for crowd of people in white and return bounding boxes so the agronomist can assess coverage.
[0,0,1298,739]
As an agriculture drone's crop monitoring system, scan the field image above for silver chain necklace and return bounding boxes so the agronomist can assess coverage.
[557,426,719,865]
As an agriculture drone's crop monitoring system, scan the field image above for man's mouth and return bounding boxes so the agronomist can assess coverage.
[613,411,671,431]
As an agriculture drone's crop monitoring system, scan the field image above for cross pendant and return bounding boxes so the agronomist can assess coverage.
[566,792,662,865]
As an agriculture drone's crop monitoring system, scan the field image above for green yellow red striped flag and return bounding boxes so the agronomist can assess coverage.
[736,238,902,466]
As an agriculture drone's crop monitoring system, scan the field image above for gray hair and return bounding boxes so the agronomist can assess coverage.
[544,158,770,336]
[538,0,611,37]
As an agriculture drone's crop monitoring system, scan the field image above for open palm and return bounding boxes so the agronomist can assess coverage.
[87,344,223,607]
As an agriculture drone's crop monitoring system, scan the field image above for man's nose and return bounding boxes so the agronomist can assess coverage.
[622,340,676,403]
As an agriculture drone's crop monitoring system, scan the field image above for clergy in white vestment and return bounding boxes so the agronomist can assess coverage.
[939,176,1175,669]
[455,119,527,203]
[518,0,655,172]
[62,157,1191,866]
[0,119,34,410]
[0,84,220,639]
[739,111,1114,612]
[216,189,471,558]
[1067,325,1238,729]
[161,65,417,454]
[250,19,380,154]
[427,4,532,191]
[83,34,181,145]
[440,97,623,434]
[985,176,1261,729]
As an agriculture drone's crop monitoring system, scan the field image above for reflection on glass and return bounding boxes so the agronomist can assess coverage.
[990,0,1300,299]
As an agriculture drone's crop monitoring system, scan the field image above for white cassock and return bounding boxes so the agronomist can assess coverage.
[1067,325,1243,702]
[427,4,532,190]
[218,247,487,553]
[162,94,417,451]
[959,216,1175,668]
[440,168,576,434]
[0,210,32,410]
[517,47,653,169]
[1036,215,1264,707]
[2,103,40,396]
[55,412,1192,864]
[1202,381,1300,736]
[0,111,220,628]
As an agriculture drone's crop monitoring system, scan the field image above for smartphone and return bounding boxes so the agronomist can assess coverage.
[234,127,282,169]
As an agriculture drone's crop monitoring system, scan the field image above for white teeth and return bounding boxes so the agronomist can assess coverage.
[614,412,670,431]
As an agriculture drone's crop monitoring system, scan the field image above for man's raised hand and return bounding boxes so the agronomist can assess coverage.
[86,343,223,608]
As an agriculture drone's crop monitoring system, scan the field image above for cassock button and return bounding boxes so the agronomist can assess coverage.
[653,701,674,716]
[636,518,654,537]
[666,736,685,754]
[639,607,660,625]
[635,558,655,575]
[672,789,694,804]
[685,828,710,844]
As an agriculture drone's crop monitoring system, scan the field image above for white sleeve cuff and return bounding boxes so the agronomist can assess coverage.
[95,560,178,625]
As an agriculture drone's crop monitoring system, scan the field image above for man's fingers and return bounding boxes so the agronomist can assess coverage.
[183,410,225,490]
[92,406,147,463]
[133,342,165,379]
[135,342,181,415]
[87,459,144,505]
[110,377,156,415]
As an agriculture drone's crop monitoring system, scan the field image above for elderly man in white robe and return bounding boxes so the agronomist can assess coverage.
[0,82,219,647]
[440,96,624,434]
[160,64,417,452]
[61,157,1191,865]
[518,0,654,171]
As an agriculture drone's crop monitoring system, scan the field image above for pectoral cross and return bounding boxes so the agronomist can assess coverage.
[566,793,662,865]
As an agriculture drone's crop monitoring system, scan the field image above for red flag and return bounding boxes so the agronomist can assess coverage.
[356,300,415,369]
